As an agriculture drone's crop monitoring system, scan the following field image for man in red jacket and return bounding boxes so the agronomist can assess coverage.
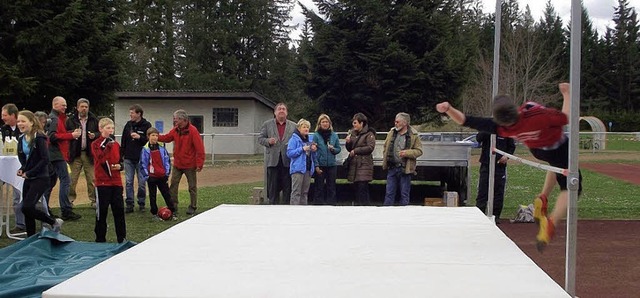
[158,109,205,215]
[47,96,82,221]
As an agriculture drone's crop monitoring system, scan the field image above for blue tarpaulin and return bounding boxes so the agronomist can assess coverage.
[0,230,135,298]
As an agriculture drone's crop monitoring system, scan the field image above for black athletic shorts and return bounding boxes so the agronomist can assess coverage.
[530,138,583,194]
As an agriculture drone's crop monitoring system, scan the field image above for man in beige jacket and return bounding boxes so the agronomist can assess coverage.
[382,112,423,206]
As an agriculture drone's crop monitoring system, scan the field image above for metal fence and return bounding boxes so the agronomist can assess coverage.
[17,131,633,166]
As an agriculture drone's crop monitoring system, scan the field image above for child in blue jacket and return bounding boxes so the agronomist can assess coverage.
[287,119,317,205]
[140,127,176,220]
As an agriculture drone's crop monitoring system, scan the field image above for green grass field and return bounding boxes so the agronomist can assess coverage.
[469,164,640,220]
[604,135,640,151]
[1,149,638,248]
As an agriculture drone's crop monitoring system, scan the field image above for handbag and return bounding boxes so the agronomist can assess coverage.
[342,155,351,168]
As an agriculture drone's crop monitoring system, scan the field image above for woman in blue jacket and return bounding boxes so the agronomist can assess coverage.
[312,114,341,205]
[287,119,317,205]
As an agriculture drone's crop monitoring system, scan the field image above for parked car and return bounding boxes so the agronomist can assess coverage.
[420,133,465,142]
[457,134,480,148]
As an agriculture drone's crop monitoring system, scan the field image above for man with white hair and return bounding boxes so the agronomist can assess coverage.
[381,112,423,206]
[158,109,205,215]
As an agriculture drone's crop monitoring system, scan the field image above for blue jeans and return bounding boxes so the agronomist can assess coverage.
[52,160,73,213]
[12,186,24,228]
[124,159,146,207]
[384,167,412,206]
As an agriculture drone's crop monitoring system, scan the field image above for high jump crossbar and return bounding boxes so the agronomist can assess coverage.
[493,148,568,176]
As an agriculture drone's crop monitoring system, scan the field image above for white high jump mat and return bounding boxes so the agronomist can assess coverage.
[43,205,569,298]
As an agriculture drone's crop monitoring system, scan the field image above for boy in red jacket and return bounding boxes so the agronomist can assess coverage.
[91,118,126,243]
[140,127,176,220]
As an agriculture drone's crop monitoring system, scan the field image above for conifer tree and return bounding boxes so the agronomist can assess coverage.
[0,0,127,113]
[610,0,640,111]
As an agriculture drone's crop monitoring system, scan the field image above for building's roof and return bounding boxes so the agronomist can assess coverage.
[114,90,276,109]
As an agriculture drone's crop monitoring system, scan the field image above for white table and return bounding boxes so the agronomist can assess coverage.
[0,155,25,239]
[44,205,570,298]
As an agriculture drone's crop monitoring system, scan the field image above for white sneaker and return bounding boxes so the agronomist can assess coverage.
[52,218,64,233]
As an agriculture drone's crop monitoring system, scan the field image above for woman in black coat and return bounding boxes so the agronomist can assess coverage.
[16,110,63,236]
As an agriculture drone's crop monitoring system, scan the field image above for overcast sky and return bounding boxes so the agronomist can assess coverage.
[289,0,640,41]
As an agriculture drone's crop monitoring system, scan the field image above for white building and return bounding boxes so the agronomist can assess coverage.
[114,90,276,158]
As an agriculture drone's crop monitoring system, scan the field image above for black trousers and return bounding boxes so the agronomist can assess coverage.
[148,176,175,215]
[313,166,337,205]
[266,158,291,205]
[95,186,126,243]
[476,163,507,220]
[353,181,370,206]
[22,177,56,236]
[42,170,58,213]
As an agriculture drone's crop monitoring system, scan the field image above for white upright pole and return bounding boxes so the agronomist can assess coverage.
[566,0,582,295]
[487,0,502,220]
[487,134,496,221]
[492,0,501,100]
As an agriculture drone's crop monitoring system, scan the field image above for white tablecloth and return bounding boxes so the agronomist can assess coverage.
[0,156,24,191]
[44,205,569,298]
[0,155,24,238]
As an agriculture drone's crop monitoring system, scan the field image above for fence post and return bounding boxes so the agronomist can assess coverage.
[211,134,215,166]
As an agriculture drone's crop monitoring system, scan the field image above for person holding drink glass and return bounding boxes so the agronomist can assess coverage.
[47,96,82,220]
[287,119,317,205]
[66,98,99,207]
[120,104,151,213]
[258,103,296,205]
[345,113,376,206]
[312,114,341,205]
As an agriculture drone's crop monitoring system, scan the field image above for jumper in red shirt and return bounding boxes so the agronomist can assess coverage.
[496,102,568,149]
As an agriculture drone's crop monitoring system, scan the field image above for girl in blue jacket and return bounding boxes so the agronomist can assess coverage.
[16,110,63,236]
[312,114,341,205]
[287,119,317,205]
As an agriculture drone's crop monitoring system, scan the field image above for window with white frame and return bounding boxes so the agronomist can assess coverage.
[212,108,238,127]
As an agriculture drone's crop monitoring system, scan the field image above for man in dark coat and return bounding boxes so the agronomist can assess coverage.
[66,98,99,207]
[120,104,151,213]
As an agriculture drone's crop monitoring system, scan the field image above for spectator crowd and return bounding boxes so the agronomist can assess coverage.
[1,98,205,242]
